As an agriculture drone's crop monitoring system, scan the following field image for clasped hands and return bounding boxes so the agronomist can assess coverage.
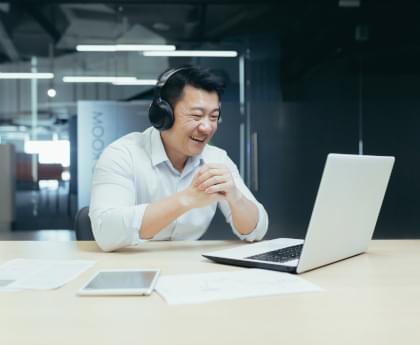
[182,163,242,209]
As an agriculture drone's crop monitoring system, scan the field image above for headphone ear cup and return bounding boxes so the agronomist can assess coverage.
[148,100,163,129]
[158,99,174,130]
[149,99,174,130]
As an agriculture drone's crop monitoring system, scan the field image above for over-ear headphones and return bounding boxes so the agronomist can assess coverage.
[148,66,222,130]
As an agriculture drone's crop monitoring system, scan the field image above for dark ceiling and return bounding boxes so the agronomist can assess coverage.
[1,1,420,81]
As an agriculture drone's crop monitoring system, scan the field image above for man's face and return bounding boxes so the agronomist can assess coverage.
[162,84,220,164]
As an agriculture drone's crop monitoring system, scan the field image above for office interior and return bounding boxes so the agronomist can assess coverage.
[0,0,418,242]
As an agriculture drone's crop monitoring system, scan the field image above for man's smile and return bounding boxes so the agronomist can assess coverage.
[190,135,206,143]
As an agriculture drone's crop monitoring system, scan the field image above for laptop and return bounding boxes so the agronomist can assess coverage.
[203,153,395,274]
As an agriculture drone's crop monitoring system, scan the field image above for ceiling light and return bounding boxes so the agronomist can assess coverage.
[62,76,137,83]
[76,44,176,52]
[143,50,238,57]
[112,79,157,86]
[116,45,175,51]
[0,73,54,79]
[47,88,57,97]
[76,45,116,52]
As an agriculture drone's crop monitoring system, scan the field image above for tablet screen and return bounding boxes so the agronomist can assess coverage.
[79,269,159,295]
[85,271,157,290]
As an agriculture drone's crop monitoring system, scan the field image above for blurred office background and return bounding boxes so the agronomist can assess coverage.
[0,0,419,241]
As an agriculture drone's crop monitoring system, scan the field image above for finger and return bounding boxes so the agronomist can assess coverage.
[192,170,202,184]
[193,165,211,185]
[205,181,231,194]
[197,165,209,174]
[195,168,226,186]
[198,175,226,190]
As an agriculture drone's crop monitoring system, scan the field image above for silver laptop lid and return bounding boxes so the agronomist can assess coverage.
[296,153,394,273]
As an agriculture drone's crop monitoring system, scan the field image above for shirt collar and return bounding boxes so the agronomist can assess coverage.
[149,126,207,170]
[150,127,170,167]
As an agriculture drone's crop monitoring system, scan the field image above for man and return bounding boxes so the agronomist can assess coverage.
[89,65,268,251]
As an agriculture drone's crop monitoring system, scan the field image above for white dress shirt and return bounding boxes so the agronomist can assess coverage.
[89,127,268,251]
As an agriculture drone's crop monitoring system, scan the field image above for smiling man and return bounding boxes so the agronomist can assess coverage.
[89,66,268,251]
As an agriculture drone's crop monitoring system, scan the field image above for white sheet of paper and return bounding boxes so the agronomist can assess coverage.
[0,258,95,291]
[156,269,322,305]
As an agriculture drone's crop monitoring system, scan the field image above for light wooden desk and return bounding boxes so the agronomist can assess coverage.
[1,240,419,345]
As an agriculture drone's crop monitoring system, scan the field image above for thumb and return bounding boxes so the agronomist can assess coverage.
[192,166,206,186]
[191,170,201,186]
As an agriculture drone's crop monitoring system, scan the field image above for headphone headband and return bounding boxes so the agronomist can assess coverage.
[156,66,192,89]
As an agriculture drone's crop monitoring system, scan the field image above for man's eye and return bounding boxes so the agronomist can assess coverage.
[191,115,202,119]
[210,115,219,122]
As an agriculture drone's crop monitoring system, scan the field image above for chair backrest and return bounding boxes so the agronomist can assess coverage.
[74,206,94,240]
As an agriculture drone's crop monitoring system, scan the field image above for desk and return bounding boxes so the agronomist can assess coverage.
[1,240,419,345]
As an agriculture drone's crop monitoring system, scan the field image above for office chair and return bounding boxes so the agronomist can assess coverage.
[74,206,94,240]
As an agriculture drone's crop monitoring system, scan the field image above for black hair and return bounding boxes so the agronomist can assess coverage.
[160,65,225,109]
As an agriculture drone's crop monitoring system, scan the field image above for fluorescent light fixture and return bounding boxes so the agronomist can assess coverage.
[76,45,116,52]
[0,73,54,79]
[112,79,157,86]
[62,76,137,83]
[116,44,175,51]
[143,50,238,57]
[63,76,157,85]
[76,44,176,52]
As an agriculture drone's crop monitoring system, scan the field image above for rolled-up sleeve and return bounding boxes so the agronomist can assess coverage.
[217,154,269,242]
[89,145,147,252]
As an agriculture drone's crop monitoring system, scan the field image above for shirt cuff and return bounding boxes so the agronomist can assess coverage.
[230,201,268,242]
[130,203,150,245]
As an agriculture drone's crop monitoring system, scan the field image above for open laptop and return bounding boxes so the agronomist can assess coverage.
[203,153,395,274]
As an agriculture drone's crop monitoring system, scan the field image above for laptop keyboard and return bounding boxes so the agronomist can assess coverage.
[246,244,303,263]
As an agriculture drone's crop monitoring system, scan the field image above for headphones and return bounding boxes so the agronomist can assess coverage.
[148,66,222,130]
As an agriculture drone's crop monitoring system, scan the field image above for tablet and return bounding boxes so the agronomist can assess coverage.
[78,269,160,296]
